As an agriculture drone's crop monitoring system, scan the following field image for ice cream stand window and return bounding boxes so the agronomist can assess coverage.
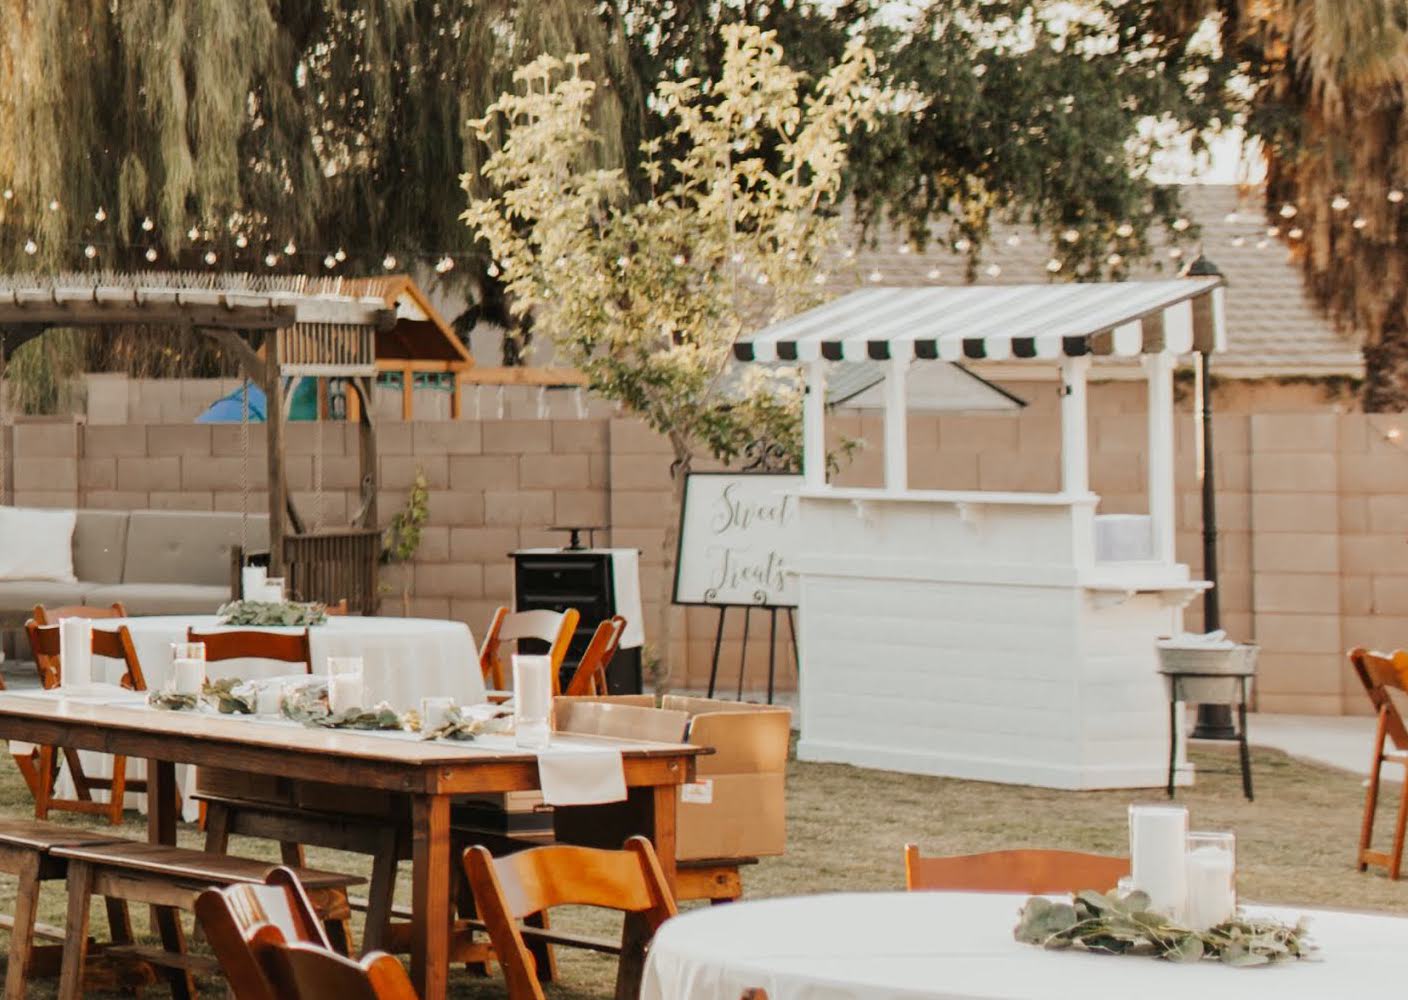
[733,276,1226,789]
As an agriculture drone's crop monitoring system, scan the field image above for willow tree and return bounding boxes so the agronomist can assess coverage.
[463,26,880,681]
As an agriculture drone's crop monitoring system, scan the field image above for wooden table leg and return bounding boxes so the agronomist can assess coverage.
[650,783,678,890]
[411,793,451,1000]
[146,758,195,999]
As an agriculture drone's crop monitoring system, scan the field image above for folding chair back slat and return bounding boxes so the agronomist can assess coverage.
[260,942,418,1000]
[564,616,627,697]
[478,606,580,693]
[190,629,313,673]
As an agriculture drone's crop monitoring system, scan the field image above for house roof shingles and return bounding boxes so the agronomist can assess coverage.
[838,184,1363,379]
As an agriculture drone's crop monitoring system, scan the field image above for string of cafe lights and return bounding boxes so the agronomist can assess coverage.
[5,184,1408,284]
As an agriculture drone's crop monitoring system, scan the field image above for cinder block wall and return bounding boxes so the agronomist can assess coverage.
[2,379,1397,713]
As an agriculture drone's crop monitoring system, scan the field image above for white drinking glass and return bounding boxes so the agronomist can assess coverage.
[512,654,553,750]
[326,656,364,714]
[1185,831,1237,931]
[170,642,206,695]
[420,696,455,732]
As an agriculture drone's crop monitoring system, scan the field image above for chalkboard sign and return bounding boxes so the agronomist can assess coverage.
[673,472,802,607]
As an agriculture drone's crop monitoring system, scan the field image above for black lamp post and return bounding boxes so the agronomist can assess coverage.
[1182,253,1236,740]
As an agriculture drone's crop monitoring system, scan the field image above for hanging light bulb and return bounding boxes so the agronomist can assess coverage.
[954,238,972,252]
[1046,258,1062,272]
[1231,236,1246,247]
[1107,253,1123,267]
[204,250,217,265]
[434,255,455,274]
[23,238,36,255]
[1171,217,1190,231]
[1354,216,1369,230]
[1115,223,1134,238]
[867,269,883,283]
[1062,229,1080,243]
[1,189,12,200]
[898,244,912,255]
[672,254,687,266]
[234,234,248,249]
[264,252,279,267]
[1266,225,1281,237]
[841,248,855,260]
[144,247,158,262]
[187,226,199,240]
[1279,203,1297,218]
[1256,239,1270,249]
[1168,247,1184,259]
[284,240,296,255]
[93,206,107,222]
[1331,194,1350,212]
[141,216,154,231]
[1288,227,1304,240]
[382,254,397,270]
[1005,235,1021,247]
[1390,189,1405,204]
[926,267,941,279]
[755,273,769,285]
[323,254,337,269]
[84,244,97,259]
[334,248,346,262]
[47,199,59,212]
[486,261,500,277]
[985,263,1002,278]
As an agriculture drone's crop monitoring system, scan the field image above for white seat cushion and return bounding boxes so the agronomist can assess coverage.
[0,507,77,582]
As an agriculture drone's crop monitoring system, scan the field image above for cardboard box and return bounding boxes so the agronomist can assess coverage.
[553,695,791,861]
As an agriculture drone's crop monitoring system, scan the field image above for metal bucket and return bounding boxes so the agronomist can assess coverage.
[1157,644,1258,704]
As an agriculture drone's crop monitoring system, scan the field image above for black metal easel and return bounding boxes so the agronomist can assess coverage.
[704,604,798,705]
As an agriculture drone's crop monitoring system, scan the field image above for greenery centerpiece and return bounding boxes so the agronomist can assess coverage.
[217,600,329,627]
[1015,890,1316,967]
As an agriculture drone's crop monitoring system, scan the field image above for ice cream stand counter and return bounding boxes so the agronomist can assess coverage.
[733,277,1225,789]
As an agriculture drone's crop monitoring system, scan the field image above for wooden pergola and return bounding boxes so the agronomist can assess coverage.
[0,272,395,610]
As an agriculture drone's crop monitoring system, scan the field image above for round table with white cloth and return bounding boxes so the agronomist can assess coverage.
[641,891,1408,1000]
[99,614,484,709]
[59,614,482,821]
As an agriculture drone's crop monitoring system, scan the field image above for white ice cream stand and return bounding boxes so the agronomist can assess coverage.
[733,277,1226,789]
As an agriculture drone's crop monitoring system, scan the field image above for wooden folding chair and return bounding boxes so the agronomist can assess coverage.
[463,835,676,1000]
[190,627,314,673]
[259,941,419,1000]
[563,616,627,697]
[1349,647,1408,878]
[903,844,1129,893]
[195,866,334,1000]
[23,621,150,825]
[32,602,127,626]
[478,606,580,693]
[325,599,351,617]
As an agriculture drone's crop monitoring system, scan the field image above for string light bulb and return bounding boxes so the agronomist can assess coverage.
[1168,247,1184,259]
[382,254,397,270]
[1331,194,1350,211]
[93,207,106,222]
[1171,217,1190,231]
[264,252,279,267]
[203,250,217,265]
[985,263,1002,278]
[83,244,97,259]
[1279,203,1297,218]
[1005,235,1021,247]
[1388,427,1403,441]
[434,255,455,274]
[23,239,36,255]
[813,272,827,284]
[1354,217,1369,230]
[1107,253,1123,266]
[1046,258,1062,272]
[1266,225,1281,237]
[486,261,500,277]
[1115,223,1134,238]
[334,248,346,262]
[141,216,154,231]
[954,238,972,252]
[234,234,248,249]
[1231,236,1246,247]
[898,244,912,255]
[187,226,199,240]
[867,269,883,283]
[927,267,942,279]
[1390,190,1405,204]
[1288,227,1304,240]
[1061,229,1079,243]
[323,254,337,269]
[144,247,158,262]
[47,199,58,212]
[1,189,11,200]
[284,240,296,255]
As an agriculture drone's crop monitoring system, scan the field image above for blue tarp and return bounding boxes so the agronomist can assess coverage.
[195,379,319,423]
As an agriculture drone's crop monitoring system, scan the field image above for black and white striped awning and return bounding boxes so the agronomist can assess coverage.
[734,277,1225,363]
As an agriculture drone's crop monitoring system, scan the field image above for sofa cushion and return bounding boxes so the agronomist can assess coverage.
[0,579,88,613]
[0,507,77,583]
[122,511,269,587]
[83,583,233,617]
[73,510,129,584]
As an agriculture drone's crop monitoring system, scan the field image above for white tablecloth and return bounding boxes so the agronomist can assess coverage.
[60,614,483,820]
[642,891,1408,1000]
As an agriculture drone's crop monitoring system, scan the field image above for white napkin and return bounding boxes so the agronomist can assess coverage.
[536,745,626,806]
[609,549,645,649]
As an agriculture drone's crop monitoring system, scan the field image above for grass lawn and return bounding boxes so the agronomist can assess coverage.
[0,740,1404,997]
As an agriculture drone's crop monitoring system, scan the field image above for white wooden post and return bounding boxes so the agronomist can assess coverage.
[803,361,827,489]
[883,354,908,492]
[1144,351,1176,564]
[1059,356,1091,495]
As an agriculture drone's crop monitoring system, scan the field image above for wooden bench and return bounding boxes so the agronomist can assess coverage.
[51,841,363,1000]
[0,819,152,1000]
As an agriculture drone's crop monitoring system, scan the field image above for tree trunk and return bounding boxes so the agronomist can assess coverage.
[1363,318,1408,412]
[653,447,692,693]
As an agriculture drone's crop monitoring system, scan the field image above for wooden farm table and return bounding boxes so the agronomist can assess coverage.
[0,692,701,999]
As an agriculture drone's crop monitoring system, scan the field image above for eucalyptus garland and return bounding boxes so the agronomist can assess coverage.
[419,705,512,742]
[1015,891,1316,967]
[217,600,328,627]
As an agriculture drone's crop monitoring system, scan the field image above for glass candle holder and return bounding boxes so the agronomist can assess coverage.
[1185,831,1236,931]
[420,696,455,733]
[512,654,553,750]
[261,577,286,603]
[326,656,364,714]
[1128,804,1188,922]
[170,642,206,695]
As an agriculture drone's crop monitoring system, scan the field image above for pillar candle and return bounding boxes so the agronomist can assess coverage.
[241,565,267,600]
[421,696,455,732]
[1185,842,1236,931]
[328,673,362,714]
[59,618,93,688]
[1129,804,1188,920]
[172,658,205,696]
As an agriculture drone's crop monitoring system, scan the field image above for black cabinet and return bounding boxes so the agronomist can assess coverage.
[511,550,643,694]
